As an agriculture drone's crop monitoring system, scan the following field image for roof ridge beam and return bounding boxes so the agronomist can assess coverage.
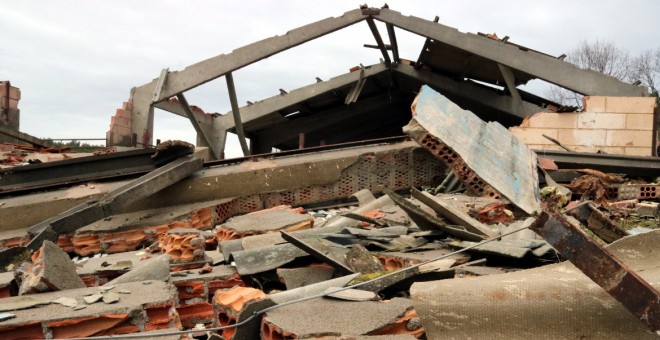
[375,8,646,97]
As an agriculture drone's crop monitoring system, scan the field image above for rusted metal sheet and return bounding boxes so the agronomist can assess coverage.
[530,211,660,333]
[566,201,628,243]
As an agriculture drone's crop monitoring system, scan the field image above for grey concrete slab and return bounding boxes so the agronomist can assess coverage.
[221,209,310,233]
[0,280,174,328]
[106,254,171,285]
[276,267,334,290]
[410,230,660,339]
[263,297,416,337]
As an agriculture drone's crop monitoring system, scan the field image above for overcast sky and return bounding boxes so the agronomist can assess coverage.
[2,0,658,157]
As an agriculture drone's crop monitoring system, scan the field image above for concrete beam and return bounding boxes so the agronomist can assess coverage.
[376,8,646,97]
[154,100,226,158]
[216,63,390,132]
[255,93,400,147]
[393,63,543,119]
[129,8,368,147]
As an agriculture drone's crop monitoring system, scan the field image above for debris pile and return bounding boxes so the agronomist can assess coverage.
[1,6,659,339]
[1,84,658,339]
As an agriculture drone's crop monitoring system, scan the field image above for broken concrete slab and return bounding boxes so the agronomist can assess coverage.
[19,240,86,295]
[324,287,378,301]
[216,206,313,241]
[531,211,660,332]
[345,244,384,274]
[281,231,353,275]
[0,280,179,338]
[269,273,359,305]
[261,297,422,338]
[410,230,660,339]
[412,188,496,238]
[231,243,308,275]
[404,85,540,215]
[0,295,50,312]
[276,267,334,290]
[384,189,484,241]
[25,155,203,250]
[106,254,171,285]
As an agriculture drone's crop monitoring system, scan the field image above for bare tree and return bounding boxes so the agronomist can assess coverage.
[546,40,641,106]
[630,48,660,94]
[569,39,632,81]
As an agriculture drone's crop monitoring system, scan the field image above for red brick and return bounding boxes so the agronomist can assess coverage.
[121,101,133,112]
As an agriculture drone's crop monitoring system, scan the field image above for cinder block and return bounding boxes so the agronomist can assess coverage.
[524,112,578,129]
[557,129,606,147]
[605,97,656,114]
[606,130,653,147]
[624,147,652,156]
[582,96,607,112]
[626,113,654,130]
[577,112,626,130]
[509,127,557,145]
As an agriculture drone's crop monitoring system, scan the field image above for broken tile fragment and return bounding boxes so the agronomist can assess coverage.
[18,240,86,295]
[214,286,266,339]
[83,293,103,304]
[103,292,120,304]
[52,296,78,308]
[159,228,207,264]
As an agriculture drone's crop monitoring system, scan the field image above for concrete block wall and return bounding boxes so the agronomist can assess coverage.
[107,101,134,147]
[510,96,657,156]
[0,81,21,143]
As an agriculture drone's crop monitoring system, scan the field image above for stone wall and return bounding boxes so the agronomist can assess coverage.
[510,96,657,156]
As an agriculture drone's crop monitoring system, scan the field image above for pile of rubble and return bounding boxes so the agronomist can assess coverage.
[1,86,659,339]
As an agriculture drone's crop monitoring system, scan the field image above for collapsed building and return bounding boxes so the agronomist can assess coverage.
[1,5,660,339]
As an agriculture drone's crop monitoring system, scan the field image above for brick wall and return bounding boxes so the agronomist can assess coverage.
[106,101,133,147]
[510,96,657,156]
[0,81,21,143]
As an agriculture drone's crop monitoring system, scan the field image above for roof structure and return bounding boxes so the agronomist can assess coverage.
[123,5,646,160]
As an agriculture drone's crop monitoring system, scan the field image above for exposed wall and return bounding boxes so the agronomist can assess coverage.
[510,96,657,156]
[0,81,21,143]
[106,101,133,147]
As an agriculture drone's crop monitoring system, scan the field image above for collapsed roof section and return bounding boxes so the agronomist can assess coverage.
[116,5,647,159]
